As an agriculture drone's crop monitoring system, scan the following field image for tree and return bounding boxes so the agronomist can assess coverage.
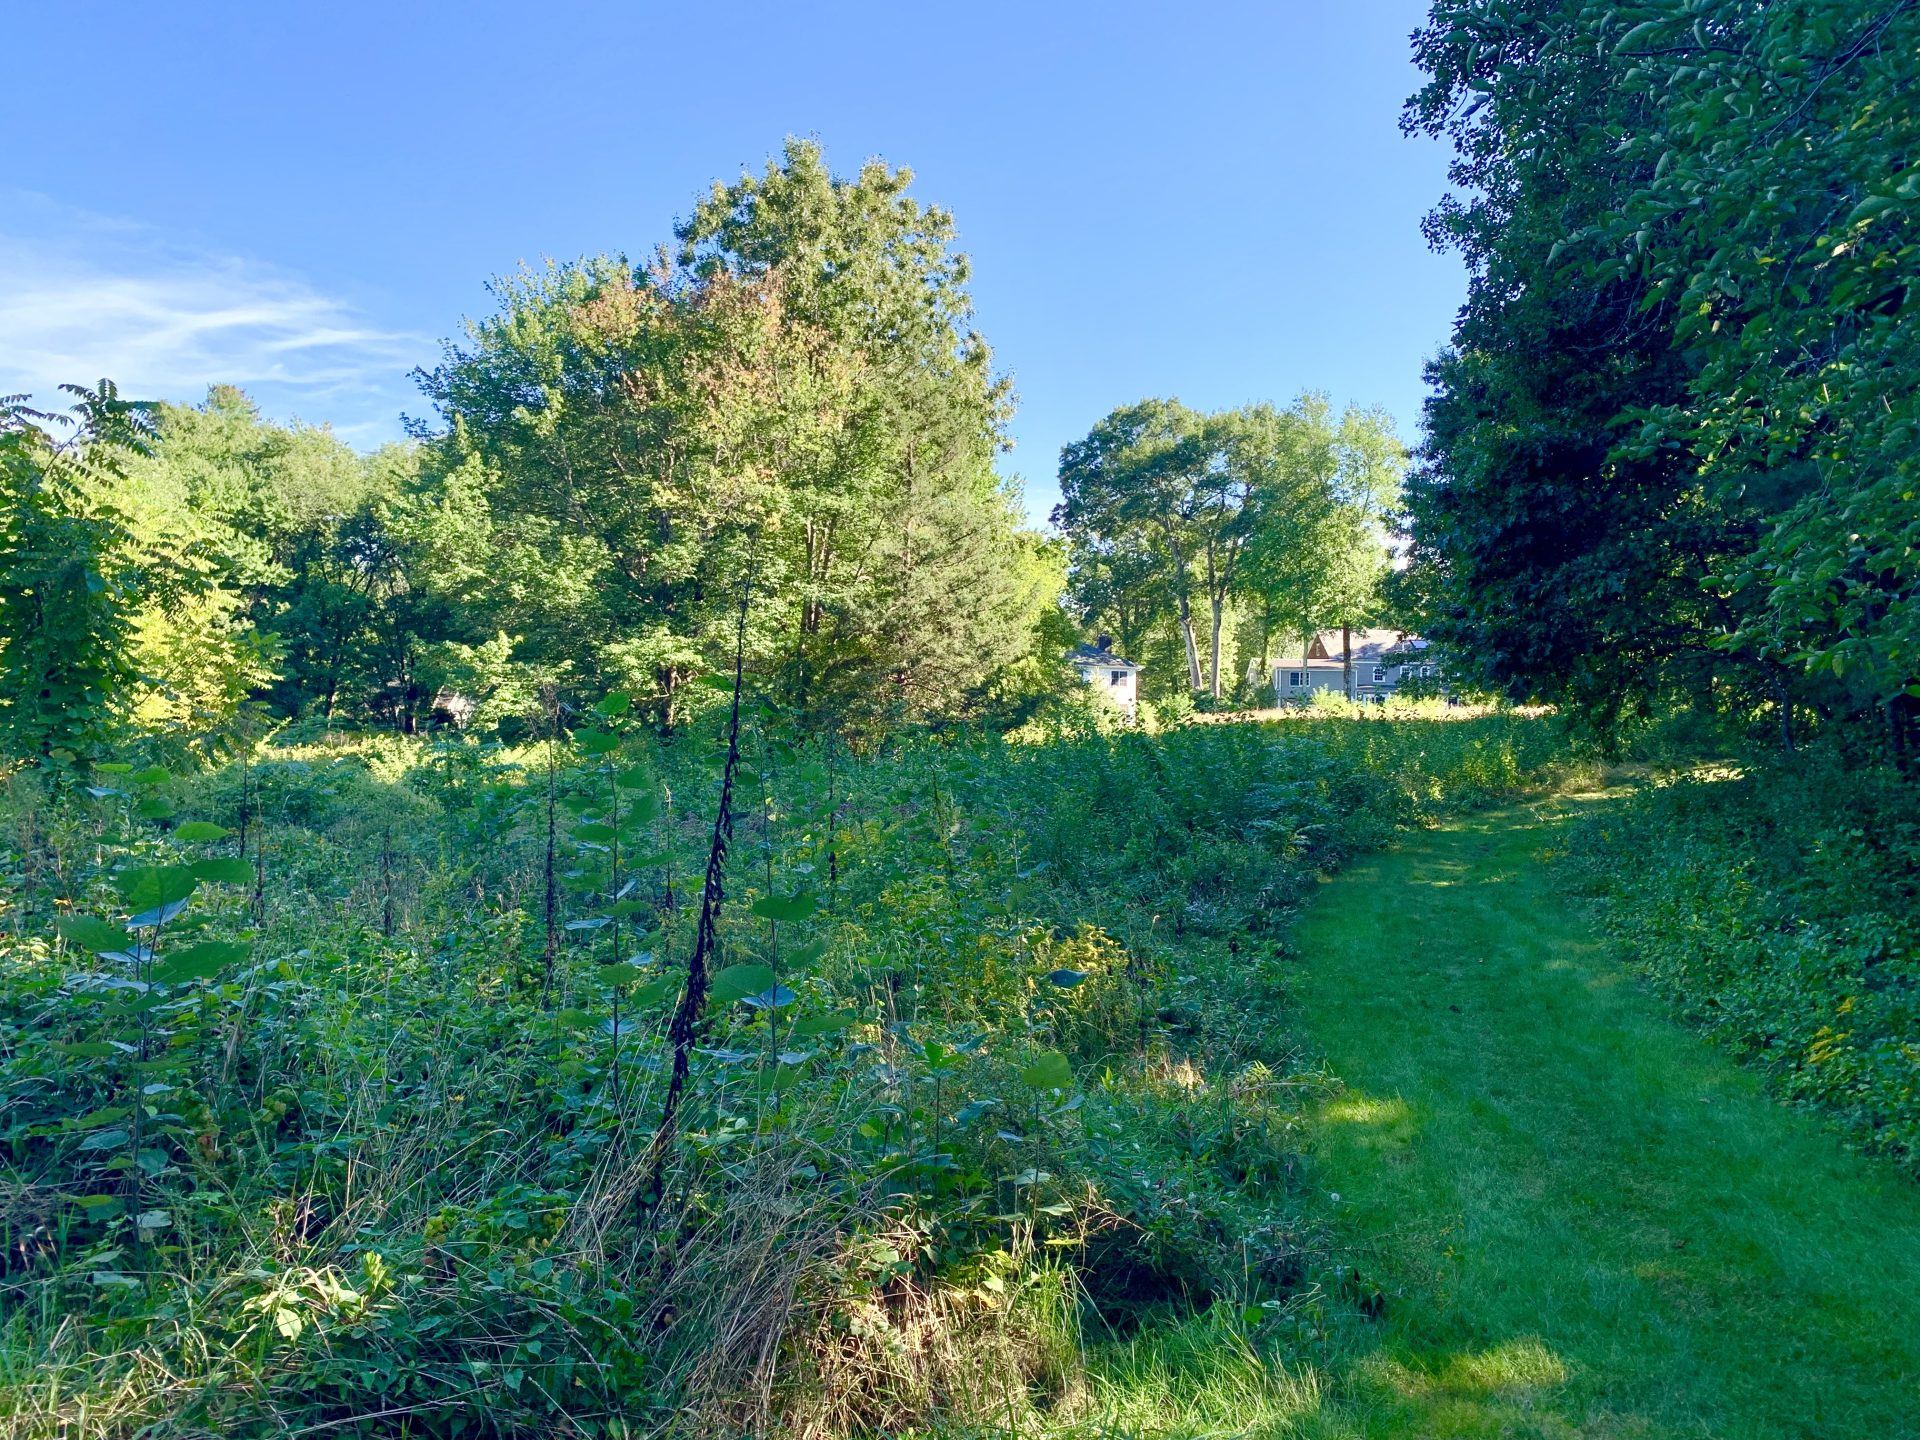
[1239,397,1402,697]
[1056,400,1213,692]
[1401,0,1919,743]
[0,384,154,761]
[417,140,1052,737]
[1060,396,1402,702]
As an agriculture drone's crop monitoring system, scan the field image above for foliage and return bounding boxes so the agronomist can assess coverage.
[0,710,1563,1435]
[0,387,157,763]
[1402,0,1920,745]
[416,139,1054,737]
[1055,396,1402,706]
[1569,753,1920,1168]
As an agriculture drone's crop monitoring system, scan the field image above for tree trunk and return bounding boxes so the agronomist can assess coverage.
[1209,595,1225,701]
[1178,593,1202,692]
[1342,624,1353,701]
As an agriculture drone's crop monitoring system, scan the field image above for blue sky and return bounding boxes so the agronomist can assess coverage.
[0,0,1460,523]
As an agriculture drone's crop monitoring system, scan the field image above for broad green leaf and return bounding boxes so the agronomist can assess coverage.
[57,916,132,954]
[1019,1051,1074,1092]
[67,1105,131,1132]
[134,795,174,820]
[152,940,248,986]
[189,857,253,887]
[594,692,631,718]
[789,1012,857,1038]
[708,963,776,1006]
[130,766,171,786]
[128,898,190,929]
[117,866,197,912]
[174,821,229,843]
[577,731,621,756]
[632,974,679,1007]
[1045,968,1090,988]
[572,822,617,844]
[750,891,817,925]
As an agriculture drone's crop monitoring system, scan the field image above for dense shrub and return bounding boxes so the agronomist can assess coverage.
[1569,754,1920,1170]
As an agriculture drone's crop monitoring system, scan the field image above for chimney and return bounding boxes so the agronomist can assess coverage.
[1095,633,1112,652]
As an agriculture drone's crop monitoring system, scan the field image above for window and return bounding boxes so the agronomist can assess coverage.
[1286,671,1305,688]
[1110,669,1127,685]
[1078,668,1091,683]
[1373,666,1386,683]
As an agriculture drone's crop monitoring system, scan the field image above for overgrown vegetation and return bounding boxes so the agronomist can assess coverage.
[0,708,1561,1436]
[1570,752,1920,1171]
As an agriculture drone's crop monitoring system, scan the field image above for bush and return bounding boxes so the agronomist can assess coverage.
[1568,751,1920,1170]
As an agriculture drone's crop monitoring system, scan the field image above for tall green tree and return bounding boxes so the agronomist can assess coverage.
[1060,396,1400,700]
[0,384,154,761]
[1055,400,1214,692]
[1403,0,1918,742]
[418,140,1051,736]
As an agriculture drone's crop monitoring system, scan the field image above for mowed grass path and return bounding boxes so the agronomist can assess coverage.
[1291,794,1920,1440]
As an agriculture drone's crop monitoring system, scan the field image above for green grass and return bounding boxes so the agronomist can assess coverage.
[1284,792,1920,1439]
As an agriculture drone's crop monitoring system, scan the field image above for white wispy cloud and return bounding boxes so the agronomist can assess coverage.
[0,194,429,445]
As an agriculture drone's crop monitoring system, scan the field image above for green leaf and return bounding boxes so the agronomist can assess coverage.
[709,963,776,1006]
[572,822,617,844]
[117,866,197,912]
[750,891,817,925]
[743,984,798,1011]
[57,916,133,954]
[94,762,133,774]
[632,974,679,1007]
[173,821,229,843]
[1019,1051,1074,1092]
[152,940,248,986]
[1848,194,1898,226]
[68,1105,131,1132]
[189,857,254,887]
[130,766,171,786]
[789,1012,857,1038]
[577,731,621,757]
[134,795,174,820]
[1613,18,1666,52]
[594,692,631,718]
[1045,968,1090,988]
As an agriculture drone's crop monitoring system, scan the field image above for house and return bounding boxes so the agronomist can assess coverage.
[1071,637,1141,720]
[1272,629,1437,703]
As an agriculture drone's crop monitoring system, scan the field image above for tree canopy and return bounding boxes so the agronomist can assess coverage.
[1401,0,1920,745]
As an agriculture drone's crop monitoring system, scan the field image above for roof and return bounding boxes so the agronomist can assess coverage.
[1070,644,1141,670]
[1302,628,1422,664]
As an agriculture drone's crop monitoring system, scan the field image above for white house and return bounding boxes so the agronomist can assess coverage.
[1071,638,1141,720]
[1273,629,1437,703]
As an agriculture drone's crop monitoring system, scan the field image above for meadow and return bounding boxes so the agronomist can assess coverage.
[0,705,1566,1437]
